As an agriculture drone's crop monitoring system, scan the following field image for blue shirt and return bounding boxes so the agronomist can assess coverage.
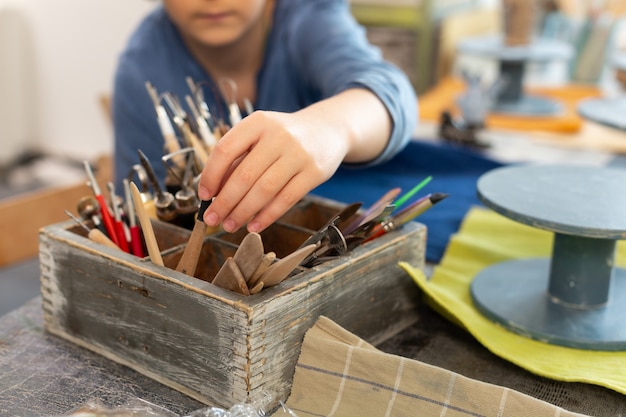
[112,0,418,189]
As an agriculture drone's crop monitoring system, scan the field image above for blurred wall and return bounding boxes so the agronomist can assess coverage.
[0,0,157,163]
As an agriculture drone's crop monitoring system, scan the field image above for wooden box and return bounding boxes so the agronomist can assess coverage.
[39,195,426,408]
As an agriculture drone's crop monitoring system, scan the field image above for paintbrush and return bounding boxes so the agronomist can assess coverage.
[364,192,449,243]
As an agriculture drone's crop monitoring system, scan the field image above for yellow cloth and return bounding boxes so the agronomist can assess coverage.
[400,206,626,395]
[273,316,589,417]
[419,77,602,133]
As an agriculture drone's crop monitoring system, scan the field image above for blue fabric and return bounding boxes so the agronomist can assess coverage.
[312,140,505,262]
[112,0,417,190]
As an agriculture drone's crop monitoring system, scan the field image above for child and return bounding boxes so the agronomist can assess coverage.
[112,0,418,233]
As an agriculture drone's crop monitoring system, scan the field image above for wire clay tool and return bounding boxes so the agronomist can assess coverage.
[138,149,178,223]
[146,81,185,170]
[175,199,212,276]
[83,160,119,247]
[130,181,164,266]
[65,210,119,250]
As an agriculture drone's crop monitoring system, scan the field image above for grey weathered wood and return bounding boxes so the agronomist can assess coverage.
[39,196,426,409]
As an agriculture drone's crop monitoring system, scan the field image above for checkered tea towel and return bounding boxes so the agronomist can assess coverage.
[272,316,588,417]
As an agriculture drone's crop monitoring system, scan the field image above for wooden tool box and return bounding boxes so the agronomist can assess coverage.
[39,195,426,408]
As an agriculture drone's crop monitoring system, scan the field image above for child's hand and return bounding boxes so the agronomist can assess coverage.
[197,109,350,233]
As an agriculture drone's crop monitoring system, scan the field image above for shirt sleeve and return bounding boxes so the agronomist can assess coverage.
[285,0,418,166]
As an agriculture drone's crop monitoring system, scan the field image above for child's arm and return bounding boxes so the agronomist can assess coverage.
[197,87,392,234]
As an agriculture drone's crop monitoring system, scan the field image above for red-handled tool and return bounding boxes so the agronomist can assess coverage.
[123,178,145,258]
[83,160,119,247]
[107,182,131,253]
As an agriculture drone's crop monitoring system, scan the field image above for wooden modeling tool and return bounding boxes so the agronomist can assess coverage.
[65,210,119,250]
[130,181,164,266]
[256,244,317,288]
[212,257,250,295]
[249,281,264,295]
[232,232,265,283]
[247,252,276,288]
[175,199,212,276]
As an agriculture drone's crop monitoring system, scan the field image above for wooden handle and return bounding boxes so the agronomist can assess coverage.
[130,182,164,266]
[175,218,206,276]
[88,229,120,250]
[176,200,212,275]
[182,124,209,166]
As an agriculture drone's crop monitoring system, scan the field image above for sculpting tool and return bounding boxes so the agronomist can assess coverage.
[342,188,399,235]
[65,210,119,250]
[167,149,200,215]
[138,149,178,222]
[107,182,131,253]
[393,175,433,211]
[175,199,212,276]
[145,81,185,169]
[186,76,216,132]
[83,160,119,247]
[232,232,265,283]
[247,252,277,288]
[393,192,448,225]
[220,77,242,126]
[128,163,154,203]
[243,97,254,116]
[212,257,250,295]
[185,94,217,150]
[162,92,207,175]
[123,178,145,258]
[76,195,107,236]
[364,192,449,243]
[130,181,164,266]
[256,244,317,288]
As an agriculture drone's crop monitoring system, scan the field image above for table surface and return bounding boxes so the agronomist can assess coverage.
[1,296,624,417]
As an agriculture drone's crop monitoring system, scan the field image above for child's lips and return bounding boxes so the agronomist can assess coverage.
[197,11,232,22]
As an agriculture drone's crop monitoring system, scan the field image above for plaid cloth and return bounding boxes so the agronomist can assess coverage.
[273,316,589,417]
